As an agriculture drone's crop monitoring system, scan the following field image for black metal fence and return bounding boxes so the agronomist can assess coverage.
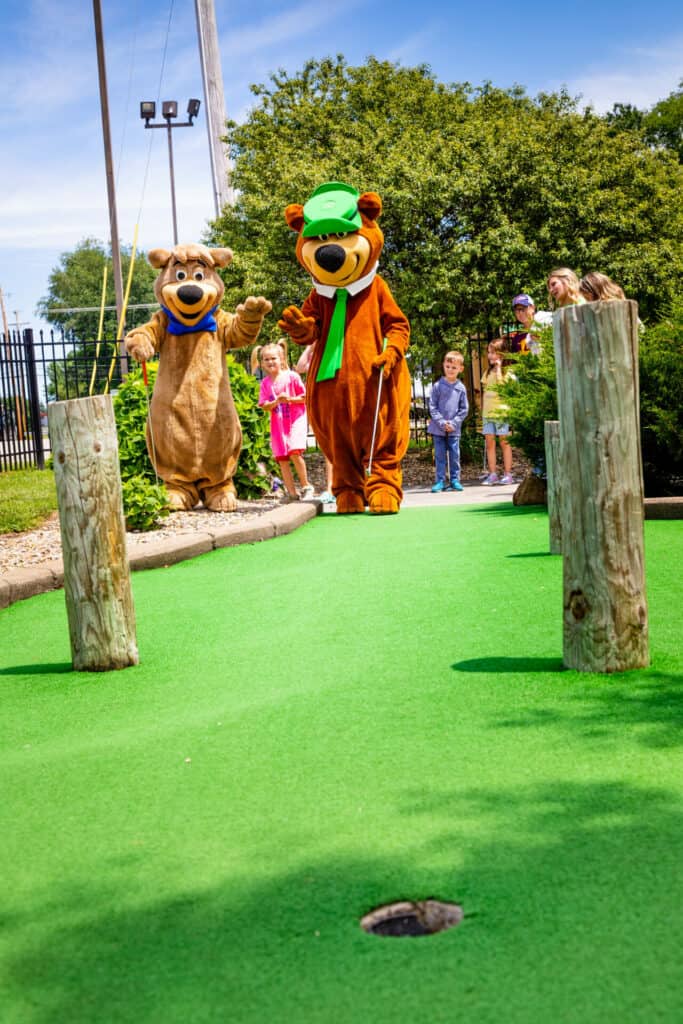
[0,329,490,472]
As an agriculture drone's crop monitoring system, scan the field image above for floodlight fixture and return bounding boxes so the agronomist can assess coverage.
[162,100,178,120]
[140,100,156,123]
[187,98,201,122]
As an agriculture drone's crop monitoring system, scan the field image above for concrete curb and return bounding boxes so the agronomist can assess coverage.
[0,501,320,610]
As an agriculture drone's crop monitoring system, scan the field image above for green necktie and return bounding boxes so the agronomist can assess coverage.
[316,288,348,382]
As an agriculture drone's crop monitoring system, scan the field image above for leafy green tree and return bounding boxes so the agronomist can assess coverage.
[605,102,645,134]
[37,238,158,400]
[643,81,683,163]
[37,238,157,339]
[207,57,683,370]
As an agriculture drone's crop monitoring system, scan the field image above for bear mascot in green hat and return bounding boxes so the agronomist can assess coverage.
[279,182,411,514]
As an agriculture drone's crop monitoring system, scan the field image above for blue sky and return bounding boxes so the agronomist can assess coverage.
[0,0,682,337]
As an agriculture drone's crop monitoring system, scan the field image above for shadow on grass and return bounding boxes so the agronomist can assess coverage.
[490,670,683,750]
[453,656,564,673]
[3,779,683,1024]
[462,504,545,517]
[0,662,73,676]
[506,551,555,559]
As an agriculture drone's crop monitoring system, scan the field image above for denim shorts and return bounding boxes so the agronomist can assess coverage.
[482,419,510,436]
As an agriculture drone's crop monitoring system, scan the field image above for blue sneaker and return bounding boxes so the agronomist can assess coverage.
[431,481,445,493]
[450,480,464,491]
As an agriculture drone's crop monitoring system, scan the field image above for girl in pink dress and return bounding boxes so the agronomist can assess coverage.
[254,340,314,501]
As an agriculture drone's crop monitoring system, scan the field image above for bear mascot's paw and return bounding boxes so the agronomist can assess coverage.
[125,334,155,364]
[204,489,238,512]
[368,490,400,515]
[278,305,318,345]
[335,491,366,515]
[371,344,402,380]
[167,487,196,512]
[235,295,273,324]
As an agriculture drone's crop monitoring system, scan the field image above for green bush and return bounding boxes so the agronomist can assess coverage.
[114,363,158,483]
[639,303,683,496]
[497,327,557,468]
[121,475,171,531]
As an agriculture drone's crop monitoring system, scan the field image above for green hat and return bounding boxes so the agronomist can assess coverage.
[302,182,361,238]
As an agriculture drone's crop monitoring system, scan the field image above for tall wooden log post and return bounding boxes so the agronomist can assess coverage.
[554,300,648,672]
[48,395,139,671]
[544,420,562,554]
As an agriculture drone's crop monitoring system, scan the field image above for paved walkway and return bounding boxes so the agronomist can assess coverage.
[0,482,517,609]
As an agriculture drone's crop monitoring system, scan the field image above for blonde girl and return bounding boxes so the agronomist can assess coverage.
[547,267,585,309]
[252,340,314,501]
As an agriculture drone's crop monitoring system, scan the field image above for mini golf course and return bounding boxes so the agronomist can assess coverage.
[1,502,682,1023]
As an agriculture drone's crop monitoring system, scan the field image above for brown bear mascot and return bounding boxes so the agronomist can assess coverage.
[278,182,411,514]
[124,243,271,511]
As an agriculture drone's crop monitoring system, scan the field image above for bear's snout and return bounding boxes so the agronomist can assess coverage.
[176,283,205,305]
[314,244,346,273]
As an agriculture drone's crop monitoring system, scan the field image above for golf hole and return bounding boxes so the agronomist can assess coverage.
[360,899,464,938]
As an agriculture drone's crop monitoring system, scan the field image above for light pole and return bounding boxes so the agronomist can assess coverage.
[140,99,201,245]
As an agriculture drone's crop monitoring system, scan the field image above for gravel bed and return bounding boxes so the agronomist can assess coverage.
[0,499,281,574]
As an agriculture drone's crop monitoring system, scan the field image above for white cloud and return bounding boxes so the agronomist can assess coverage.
[563,34,683,112]
[218,0,362,59]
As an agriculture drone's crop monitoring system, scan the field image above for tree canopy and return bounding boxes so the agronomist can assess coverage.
[207,57,683,366]
[607,80,683,163]
[37,238,157,340]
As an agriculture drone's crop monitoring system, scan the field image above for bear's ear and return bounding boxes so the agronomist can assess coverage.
[358,192,382,221]
[208,247,233,268]
[284,204,305,233]
[148,248,172,269]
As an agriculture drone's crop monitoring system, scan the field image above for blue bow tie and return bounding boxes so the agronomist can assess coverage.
[162,305,218,335]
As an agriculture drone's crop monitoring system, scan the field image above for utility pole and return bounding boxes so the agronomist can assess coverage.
[194,0,234,217]
[92,0,126,340]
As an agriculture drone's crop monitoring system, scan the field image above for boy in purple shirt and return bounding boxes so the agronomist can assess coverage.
[428,351,469,492]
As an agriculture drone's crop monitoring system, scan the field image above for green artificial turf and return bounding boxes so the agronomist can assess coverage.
[1,504,682,1023]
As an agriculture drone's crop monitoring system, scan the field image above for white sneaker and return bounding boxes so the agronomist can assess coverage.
[482,473,499,486]
[499,474,515,485]
[300,484,315,500]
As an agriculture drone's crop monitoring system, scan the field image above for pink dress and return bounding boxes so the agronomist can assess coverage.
[259,369,308,460]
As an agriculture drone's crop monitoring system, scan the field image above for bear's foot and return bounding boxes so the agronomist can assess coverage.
[166,487,195,511]
[368,490,400,515]
[205,490,238,512]
[335,491,366,514]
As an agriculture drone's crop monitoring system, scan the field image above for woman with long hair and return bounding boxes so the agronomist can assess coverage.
[579,271,626,302]
[547,267,584,308]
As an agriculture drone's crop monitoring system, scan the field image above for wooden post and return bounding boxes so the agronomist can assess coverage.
[554,300,648,672]
[48,395,139,671]
[544,420,561,554]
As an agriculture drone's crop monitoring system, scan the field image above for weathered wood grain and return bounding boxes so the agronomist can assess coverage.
[554,300,648,672]
[48,395,139,670]
[544,420,562,554]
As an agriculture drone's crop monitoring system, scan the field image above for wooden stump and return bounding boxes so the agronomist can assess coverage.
[512,471,546,506]
[554,300,648,672]
[48,395,139,671]
[544,420,562,554]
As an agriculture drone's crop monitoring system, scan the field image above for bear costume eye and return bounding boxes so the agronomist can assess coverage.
[318,234,330,242]
[193,270,205,281]
[333,232,348,239]
[175,269,187,281]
